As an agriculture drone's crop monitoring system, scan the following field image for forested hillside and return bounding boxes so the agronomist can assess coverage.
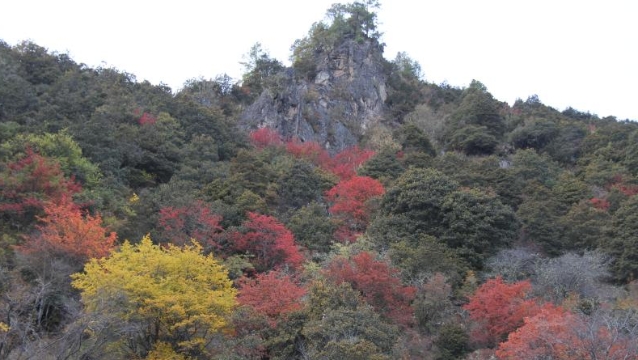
[1,2,637,359]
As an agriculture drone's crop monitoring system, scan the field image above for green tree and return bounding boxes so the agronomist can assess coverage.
[386,53,425,120]
[445,80,505,154]
[240,43,284,98]
[394,123,436,156]
[301,280,399,360]
[516,182,565,255]
[607,195,638,282]
[560,200,610,251]
[440,188,519,268]
[434,323,469,360]
[287,202,337,254]
[358,148,405,184]
[1,131,102,188]
[277,160,333,212]
[380,168,458,237]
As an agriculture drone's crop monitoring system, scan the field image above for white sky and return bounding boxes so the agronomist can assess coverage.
[2,0,636,120]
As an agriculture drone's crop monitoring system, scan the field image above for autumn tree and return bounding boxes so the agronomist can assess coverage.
[324,251,416,327]
[496,305,638,360]
[324,146,375,180]
[249,127,283,149]
[0,131,102,188]
[71,235,236,358]
[0,149,81,230]
[230,212,304,272]
[326,175,385,242]
[463,277,540,347]
[157,200,223,250]
[237,270,306,326]
[18,199,116,264]
[285,139,329,165]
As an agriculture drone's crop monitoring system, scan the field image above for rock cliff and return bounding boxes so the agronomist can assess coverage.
[240,38,389,152]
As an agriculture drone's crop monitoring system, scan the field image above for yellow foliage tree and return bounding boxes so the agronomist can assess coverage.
[71,235,236,358]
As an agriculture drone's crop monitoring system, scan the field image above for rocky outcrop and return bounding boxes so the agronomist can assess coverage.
[240,39,388,152]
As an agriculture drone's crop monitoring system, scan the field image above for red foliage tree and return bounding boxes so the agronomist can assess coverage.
[323,146,375,180]
[589,197,610,211]
[249,128,283,149]
[323,251,416,327]
[237,270,306,326]
[0,149,81,226]
[138,112,157,126]
[285,138,330,166]
[463,277,540,347]
[325,175,385,242]
[495,304,637,360]
[496,304,580,359]
[231,212,304,272]
[607,174,638,197]
[158,201,224,251]
[17,198,116,262]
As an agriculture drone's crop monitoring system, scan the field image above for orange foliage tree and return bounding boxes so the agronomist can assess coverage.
[237,270,306,326]
[463,276,540,347]
[324,251,416,327]
[496,304,638,359]
[18,199,116,263]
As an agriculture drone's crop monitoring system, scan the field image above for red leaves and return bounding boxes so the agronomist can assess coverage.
[18,199,116,262]
[324,252,416,327]
[589,197,610,211]
[325,176,384,242]
[323,146,375,181]
[607,174,638,196]
[0,149,81,218]
[464,277,540,347]
[495,304,577,359]
[285,138,330,165]
[158,201,223,250]
[285,140,375,181]
[494,304,637,360]
[249,128,283,149]
[138,112,157,126]
[231,212,303,272]
[237,270,306,326]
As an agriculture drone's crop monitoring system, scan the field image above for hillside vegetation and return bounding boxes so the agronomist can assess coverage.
[1,2,637,359]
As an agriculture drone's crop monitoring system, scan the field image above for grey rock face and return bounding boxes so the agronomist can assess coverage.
[240,39,388,152]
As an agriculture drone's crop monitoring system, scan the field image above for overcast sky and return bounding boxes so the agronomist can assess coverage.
[2,0,636,120]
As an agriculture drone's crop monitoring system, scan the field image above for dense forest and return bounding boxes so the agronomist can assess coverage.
[1,2,638,359]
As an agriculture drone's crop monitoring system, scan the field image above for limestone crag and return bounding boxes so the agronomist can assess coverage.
[240,39,388,152]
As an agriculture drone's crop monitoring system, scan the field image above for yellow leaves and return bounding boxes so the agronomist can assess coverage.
[146,342,189,360]
[129,192,140,203]
[71,234,236,356]
[0,322,8,332]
